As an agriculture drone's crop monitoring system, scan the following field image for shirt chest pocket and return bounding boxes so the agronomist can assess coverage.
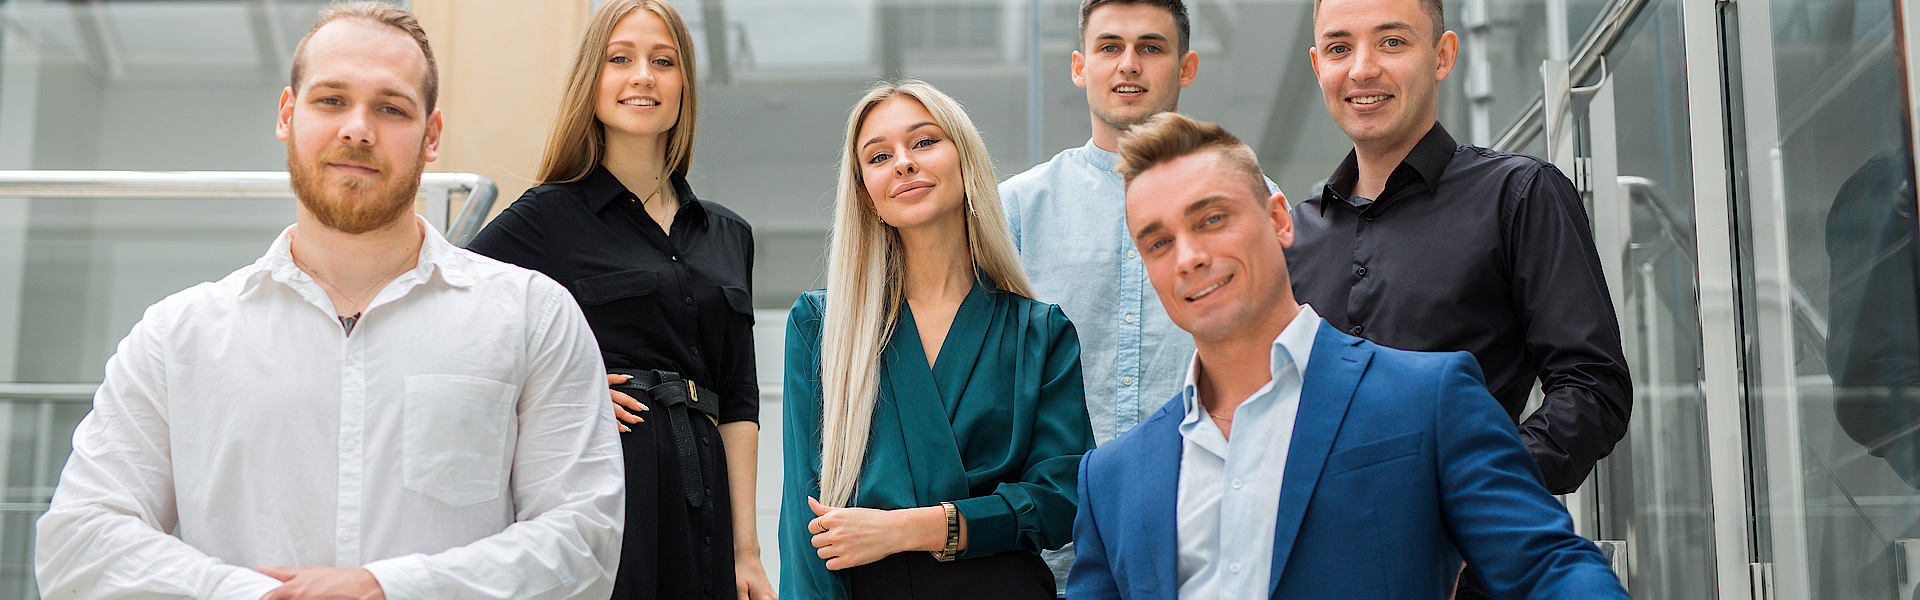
[403,374,518,507]
[571,268,660,304]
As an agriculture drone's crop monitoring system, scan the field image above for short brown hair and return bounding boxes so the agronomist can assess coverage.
[289,1,439,113]
[1314,0,1446,39]
[1117,112,1267,202]
[1080,0,1191,55]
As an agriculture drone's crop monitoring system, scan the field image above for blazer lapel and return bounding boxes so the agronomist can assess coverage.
[1267,323,1372,595]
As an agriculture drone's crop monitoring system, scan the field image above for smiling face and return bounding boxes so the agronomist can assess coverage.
[276,18,441,234]
[1310,0,1456,153]
[855,96,967,233]
[1073,3,1198,150]
[594,10,684,147]
[1127,151,1294,345]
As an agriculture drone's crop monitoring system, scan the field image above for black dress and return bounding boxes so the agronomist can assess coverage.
[467,166,758,600]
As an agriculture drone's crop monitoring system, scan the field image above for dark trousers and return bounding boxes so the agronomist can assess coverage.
[846,549,1055,600]
[609,406,734,600]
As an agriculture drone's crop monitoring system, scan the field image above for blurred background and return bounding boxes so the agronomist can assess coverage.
[0,0,1914,598]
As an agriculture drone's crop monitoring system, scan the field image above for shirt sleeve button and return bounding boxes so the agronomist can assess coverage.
[1350,325,1364,335]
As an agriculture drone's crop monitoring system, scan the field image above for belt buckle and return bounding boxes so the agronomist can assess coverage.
[688,379,718,426]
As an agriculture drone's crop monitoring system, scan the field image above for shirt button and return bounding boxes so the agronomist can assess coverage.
[1127,249,1138,259]
[691,347,700,356]
[1355,266,1368,277]
[684,297,694,305]
[1229,562,1241,573]
[1125,314,1136,324]
[670,255,680,261]
[1363,213,1376,221]
[1350,325,1364,335]
[1122,377,1135,386]
[1232,478,1243,489]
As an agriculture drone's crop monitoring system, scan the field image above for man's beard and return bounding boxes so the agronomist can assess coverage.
[287,131,426,235]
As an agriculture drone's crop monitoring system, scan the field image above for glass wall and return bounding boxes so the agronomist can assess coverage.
[1728,0,1920,594]
[1573,0,1721,596]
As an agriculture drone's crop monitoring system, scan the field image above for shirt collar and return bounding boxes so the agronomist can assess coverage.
[580,164,705,220]
[1179,304,1324,428]
[248,214,474,297]
[1076,138,1121,173]
[1320,122,1459,207]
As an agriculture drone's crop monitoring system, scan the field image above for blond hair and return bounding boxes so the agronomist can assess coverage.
[536,0,699,185]
[816,80,1033,507]
[1117,111,1269,202]
[292,1,438,113]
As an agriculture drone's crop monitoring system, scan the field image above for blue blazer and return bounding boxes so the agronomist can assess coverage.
[1066,323,1629,600]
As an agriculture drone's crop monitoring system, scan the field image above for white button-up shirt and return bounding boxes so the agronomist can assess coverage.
[1175,305,1320,600]
[35,218,625,600]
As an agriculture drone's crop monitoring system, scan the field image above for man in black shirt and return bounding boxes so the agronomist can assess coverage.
[1290,0,1630,504]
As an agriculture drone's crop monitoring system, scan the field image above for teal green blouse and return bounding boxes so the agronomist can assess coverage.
[778,279,1095,599]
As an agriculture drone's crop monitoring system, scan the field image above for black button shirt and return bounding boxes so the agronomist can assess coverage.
[1288,123,1630,493]
[467,166,759,425]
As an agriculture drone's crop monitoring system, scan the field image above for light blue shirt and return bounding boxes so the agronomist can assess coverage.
[1002,138,1281,445]
[1001,139,1195,445]
[1003,138,1282,594]
[1175,304,1320,600]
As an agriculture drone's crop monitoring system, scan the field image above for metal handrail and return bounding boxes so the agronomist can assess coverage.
[1491,0,1657,152]
[0,383,96,403]
[0,171,500,246]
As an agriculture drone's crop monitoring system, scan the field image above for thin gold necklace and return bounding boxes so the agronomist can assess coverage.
[1206,410,1234,423]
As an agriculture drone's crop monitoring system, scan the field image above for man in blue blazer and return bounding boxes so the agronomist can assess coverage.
[1066,111,1630,600]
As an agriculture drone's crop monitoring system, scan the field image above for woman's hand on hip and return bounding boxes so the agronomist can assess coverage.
[608,373,648,432]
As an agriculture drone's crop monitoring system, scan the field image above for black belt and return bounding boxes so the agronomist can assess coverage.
[610,369,721,507]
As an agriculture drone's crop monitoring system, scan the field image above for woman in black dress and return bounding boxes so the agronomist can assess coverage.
[466,1,772,599]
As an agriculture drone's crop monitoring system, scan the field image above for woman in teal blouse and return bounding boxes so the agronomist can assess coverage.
[780,80,1096,600]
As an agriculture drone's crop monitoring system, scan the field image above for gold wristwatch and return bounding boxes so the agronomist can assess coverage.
[931,501,960,562]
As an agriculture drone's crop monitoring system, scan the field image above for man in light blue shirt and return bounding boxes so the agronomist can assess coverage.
[1002,0,1203,447]
[1000,2,1205,590]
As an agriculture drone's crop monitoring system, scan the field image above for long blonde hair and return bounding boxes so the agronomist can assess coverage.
[536,0,699,184]
[816,80,1033,507]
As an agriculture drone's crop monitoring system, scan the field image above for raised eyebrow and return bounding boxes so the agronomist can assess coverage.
[1184,196,1235,216]
[860,122,940,152]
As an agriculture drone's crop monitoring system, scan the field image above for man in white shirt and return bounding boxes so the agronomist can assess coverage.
[33,4,624,599]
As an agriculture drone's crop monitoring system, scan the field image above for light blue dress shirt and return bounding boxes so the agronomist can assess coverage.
[1002,138,1281,445]
[1001,139,1195,445]
[1175,304,1321,600]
